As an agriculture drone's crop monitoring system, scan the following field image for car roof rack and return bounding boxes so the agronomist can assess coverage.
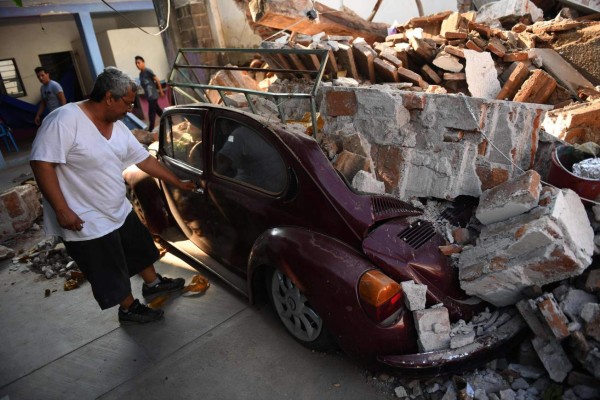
[168,47,329,135]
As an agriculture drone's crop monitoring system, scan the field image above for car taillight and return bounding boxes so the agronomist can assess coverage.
[358,270,404,326]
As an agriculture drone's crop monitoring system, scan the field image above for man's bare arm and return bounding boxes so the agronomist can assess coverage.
[30,160,85,231]
[57,91,67,106]
[136,156,195,191]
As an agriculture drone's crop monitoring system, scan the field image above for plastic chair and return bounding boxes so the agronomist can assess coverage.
[0,123,18,152]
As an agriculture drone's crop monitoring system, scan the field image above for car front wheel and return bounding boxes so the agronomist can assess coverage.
[268,269,336,351]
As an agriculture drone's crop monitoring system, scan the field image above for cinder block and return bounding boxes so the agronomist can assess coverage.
[413,307,451,352]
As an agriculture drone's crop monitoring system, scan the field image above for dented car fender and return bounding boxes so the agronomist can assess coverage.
[247,226,419,359]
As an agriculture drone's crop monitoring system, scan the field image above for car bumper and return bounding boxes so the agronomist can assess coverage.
[377,312,528,375]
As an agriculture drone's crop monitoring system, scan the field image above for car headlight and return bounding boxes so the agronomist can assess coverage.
[358,270,404,327]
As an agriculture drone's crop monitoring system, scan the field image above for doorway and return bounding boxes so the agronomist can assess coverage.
[38,51,84,102]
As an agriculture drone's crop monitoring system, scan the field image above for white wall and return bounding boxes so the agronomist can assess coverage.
[0,15,81,104]
[319,0,457,25]
[104,27,170,82]
[0,11,162,104]
[217,0,262,48]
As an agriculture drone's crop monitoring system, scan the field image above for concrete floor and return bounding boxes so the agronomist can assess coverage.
[0,154,393,400]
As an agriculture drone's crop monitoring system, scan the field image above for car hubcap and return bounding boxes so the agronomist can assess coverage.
[271,270,322,342]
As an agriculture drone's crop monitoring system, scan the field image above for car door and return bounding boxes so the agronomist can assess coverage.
[158,109,236,266]
[205,114,290,273]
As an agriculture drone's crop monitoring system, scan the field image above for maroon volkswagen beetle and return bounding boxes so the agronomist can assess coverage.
[124,103,524,373]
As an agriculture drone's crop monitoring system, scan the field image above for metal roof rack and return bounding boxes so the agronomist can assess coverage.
[168,47,330,135]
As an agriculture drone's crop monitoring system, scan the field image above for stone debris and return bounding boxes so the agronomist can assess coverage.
[400,280,427,311]
[6,236,82,288]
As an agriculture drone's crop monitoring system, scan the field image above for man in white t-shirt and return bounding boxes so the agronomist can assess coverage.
[30,67,196,324]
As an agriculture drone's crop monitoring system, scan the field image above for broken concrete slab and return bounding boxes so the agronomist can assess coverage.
[475,0,544,27]
[531,336,573,382]
[528,48,595,95]
[465,50,500,99]
[319,86,552,200]
[475,170,542,225]
[542,100,600,144]
[557,0,600,14]
[459,189,594,306]
[401,280,427,311]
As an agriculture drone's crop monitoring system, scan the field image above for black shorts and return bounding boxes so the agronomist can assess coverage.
[63,211,160,309]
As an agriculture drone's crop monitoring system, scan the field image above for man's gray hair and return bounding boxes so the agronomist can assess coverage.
[89,67,137,102]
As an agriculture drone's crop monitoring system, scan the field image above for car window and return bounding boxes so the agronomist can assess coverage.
[162,113,204,171]
[213,118,287,193]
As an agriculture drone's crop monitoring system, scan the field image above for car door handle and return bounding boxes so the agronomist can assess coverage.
[194,187,204,195]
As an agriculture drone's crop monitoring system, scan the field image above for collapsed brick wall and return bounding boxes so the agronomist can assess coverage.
[0,185,42,242]
[318,85,553,200]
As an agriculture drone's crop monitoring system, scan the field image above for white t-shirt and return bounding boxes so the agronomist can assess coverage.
[30,102,150,241]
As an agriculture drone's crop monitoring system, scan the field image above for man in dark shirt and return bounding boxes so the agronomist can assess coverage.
[135,56,164,132]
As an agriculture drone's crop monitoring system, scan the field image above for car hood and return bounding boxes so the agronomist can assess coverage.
[362,218,483,319]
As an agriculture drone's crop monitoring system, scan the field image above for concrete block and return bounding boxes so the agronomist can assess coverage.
[531,336,573,383]
[401,280,427,311]
[537,189,593,270]
[464,50,501,99]
[476,170,541,225]
[475,0,543,26]
[413,307,451,352]
[560,288,597,323]
[333,150,367,183]
[351,171,385,194]
[585,269,600,292]
[450,331,476,349]
[527,48,594,95]
[580,303,600,342]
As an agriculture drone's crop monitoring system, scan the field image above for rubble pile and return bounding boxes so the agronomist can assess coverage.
[251,2,598,110]
[6,237,82,290]
[374,359,600,400]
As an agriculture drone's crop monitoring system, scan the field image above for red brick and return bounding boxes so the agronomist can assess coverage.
[514,69,557,104]
[325,91,358,117]
[475,165,509,191]
[370,144,402,192]
[452,227,472,245]
[402,93,426,110]
[537,295,570,340]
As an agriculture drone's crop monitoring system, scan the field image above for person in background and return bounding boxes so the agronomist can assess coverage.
[134,56,164,132]
[30,67,196,324]
[34,67,67,125]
